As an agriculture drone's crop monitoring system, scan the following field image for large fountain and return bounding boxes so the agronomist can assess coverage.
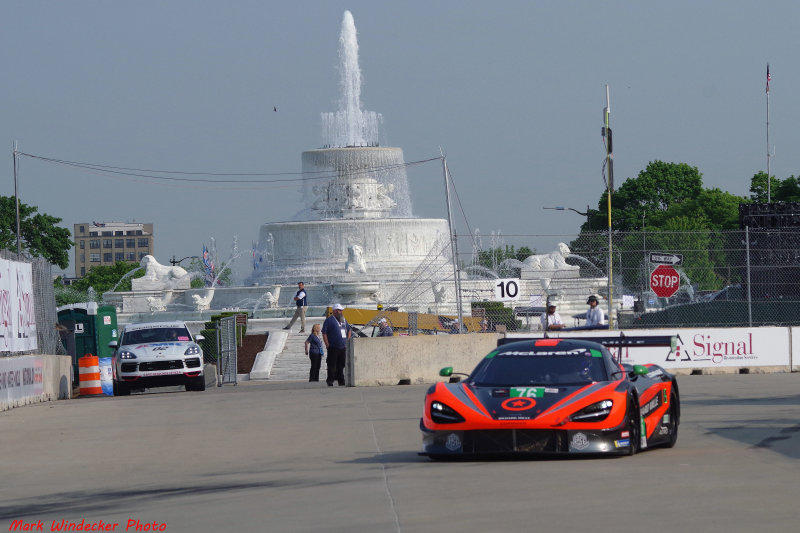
[247,11,451,304]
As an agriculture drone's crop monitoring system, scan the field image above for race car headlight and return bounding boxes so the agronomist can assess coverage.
[430,401,465,424]
[184,345,201,356]
[117,350,137,360]
[570,400,613,422]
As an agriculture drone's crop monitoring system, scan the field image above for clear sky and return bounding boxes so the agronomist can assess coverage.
[2,1,797,279]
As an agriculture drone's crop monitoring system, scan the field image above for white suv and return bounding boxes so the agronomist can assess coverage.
[109,321,206,395]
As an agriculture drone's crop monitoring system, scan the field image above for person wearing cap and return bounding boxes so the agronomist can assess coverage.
[322,303,352,386]
[585,295,605,328]
[283,281,308,333]
[377,317,393,337]
[541,303,565,331]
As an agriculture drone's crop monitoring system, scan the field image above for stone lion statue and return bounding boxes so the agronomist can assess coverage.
[140,255,188,281]
[345,245,367,274]
[133,255,191,291]
[521,242,580,279]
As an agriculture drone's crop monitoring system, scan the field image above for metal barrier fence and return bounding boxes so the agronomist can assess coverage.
[451,229,800,330]
[0,248,61,356]
[217,315,238,385]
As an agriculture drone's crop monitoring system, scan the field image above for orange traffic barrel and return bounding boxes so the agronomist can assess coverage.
[79,355,103,396]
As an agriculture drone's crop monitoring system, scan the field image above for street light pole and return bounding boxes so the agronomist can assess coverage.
[170,255,198,266]
[602,85,614,329]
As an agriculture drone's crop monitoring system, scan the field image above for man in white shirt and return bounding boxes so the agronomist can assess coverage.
[584,295,606,328]
[541,304,565,331]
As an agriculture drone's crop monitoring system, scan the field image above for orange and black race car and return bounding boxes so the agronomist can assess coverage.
[420,337,680,459]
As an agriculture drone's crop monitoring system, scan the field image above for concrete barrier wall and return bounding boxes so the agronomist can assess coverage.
[1,354,72,412]
[350,326,796,386]
[349,333,500,386]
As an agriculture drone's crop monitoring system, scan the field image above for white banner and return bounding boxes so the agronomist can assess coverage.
[512,327,790,369]
[0,258,38,352]
[0,355,44,403]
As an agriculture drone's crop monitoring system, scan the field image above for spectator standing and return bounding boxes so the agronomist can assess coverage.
[322,304,352,386]
[377,318,393,337]
[283,282,308,333]
[304,324,324,382]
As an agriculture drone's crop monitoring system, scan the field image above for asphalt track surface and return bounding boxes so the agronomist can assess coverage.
[2,373,799,533]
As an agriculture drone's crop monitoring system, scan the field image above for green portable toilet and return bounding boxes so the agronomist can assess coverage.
[57,303,119,383]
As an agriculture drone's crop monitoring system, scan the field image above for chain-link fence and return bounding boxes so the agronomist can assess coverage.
[448,229,800,330]
[0,248,61,356]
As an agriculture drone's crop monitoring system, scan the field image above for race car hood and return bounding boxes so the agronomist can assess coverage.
[121,342,193,360]
[446,381,616,421]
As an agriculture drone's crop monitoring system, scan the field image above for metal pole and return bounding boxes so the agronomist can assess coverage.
[766,64,771,203]
[13,141,21,257]
[745,226,752,327]
[767,76,772,204]
[441,152,464,328]
[603,86,614,329]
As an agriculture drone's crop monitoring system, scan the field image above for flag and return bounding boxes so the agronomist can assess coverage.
[767,64,771,93]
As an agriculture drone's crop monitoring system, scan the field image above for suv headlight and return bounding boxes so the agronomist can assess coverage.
[570,400,613,422]
[118,350,137,360]
[184,345,201,356]
[430,401,465,424]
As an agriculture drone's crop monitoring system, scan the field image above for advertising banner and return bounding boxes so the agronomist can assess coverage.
[0,355,44,404]
[525,327,790,369]
[0,258,38,353]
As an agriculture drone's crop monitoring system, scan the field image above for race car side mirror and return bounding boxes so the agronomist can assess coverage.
[195,334,205,342]
[632,365,649,376]
[108,341,118,349]
[439,367,454,377]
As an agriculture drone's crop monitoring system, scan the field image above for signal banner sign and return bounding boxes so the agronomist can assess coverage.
[650,265,680,298]
[649,252,683,266]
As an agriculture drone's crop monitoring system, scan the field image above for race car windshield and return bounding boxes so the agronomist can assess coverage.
[122,327,191,345]
[469,353,608,387]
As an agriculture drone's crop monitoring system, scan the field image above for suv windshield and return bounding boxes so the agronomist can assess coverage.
[469,352,608,387]
[122,327,191,345]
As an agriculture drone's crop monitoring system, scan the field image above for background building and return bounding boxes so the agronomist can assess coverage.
[73,222,154,277]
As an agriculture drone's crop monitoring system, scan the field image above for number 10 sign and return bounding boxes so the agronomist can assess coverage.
[495,278,521,301]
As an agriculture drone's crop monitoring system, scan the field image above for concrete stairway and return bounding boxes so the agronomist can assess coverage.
[268,318,326,381]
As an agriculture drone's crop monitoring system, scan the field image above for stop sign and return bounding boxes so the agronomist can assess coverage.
[650,264,680,298]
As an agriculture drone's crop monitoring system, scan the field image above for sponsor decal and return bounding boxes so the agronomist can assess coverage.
[614,439,630,448]
[658,426,669,435]
[510,387,544,398]
[142,370,184,376]
[445,433,461,451]
[621,430,630,438]
[641,395,662,418]
[501,397,536,411]
[570,432,590,450]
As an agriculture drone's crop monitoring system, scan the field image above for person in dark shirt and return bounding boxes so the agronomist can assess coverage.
[322,304,351,386]
[283,281,308,333]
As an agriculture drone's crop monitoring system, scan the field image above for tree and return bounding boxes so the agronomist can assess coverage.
[0,195,72,268]
[749,172,800,203]
[474,245,534,272]
[70,261,144,293]
[585,161,704,232]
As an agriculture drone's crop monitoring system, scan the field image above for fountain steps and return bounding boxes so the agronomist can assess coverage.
[268,319,326,381]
